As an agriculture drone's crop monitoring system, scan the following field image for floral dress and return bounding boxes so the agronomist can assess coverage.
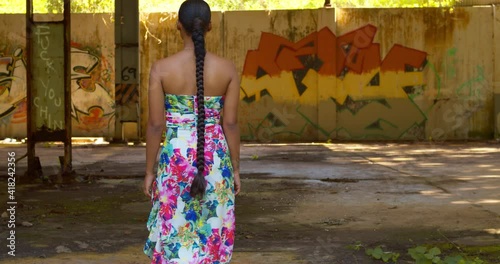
[144,94,235,264]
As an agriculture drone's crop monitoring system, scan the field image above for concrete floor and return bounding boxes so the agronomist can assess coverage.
[0,142,499,263]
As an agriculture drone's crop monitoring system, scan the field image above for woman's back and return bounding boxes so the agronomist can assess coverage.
[153,50,235,97]
[144,50,239,262]
[143,1,240,263]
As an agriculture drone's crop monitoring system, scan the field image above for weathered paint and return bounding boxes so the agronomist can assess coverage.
[337,8,492,140]
[70,14,115,136]
[31,22,66,134]
[1,8,499,141]
[225,10,320,141]
[234,7,495,141]
[0,16,27,138]
[240,23,429,140]
[0,14,115,138]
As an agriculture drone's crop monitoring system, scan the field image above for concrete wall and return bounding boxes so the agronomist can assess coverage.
[0,15,27,138]
[70,14,115,137]
[1,7,498,141]
[0,14,115,139]
[140,7,499,142]
[332,8,494,141]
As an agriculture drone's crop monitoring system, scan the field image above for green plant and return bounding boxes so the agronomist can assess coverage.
[408,246,485,264]
[443,255,484,264]
[347,241,363,251]
[349,241,489,264]
[409,246,442,263]
[365,246,401,263]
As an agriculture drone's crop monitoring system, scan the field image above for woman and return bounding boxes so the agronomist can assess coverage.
[142,0,241,263]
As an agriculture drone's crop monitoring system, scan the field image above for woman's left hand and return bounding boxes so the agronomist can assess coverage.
[143,173,156,198]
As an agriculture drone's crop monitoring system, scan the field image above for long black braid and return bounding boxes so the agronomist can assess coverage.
[190,20,207,198]
[178,0,211,198]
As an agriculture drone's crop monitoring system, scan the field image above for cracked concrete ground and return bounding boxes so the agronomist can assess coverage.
[0,142,499,263]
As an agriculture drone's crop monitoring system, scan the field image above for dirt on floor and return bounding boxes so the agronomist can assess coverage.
[0,142,499,264]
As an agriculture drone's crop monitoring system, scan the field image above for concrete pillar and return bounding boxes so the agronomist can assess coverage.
[114,0,140,142]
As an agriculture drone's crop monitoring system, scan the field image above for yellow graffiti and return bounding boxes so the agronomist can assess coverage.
[241,72,317,105]
[242,68,425,105]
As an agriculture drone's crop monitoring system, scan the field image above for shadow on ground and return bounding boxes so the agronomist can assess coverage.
[0,142,499,263]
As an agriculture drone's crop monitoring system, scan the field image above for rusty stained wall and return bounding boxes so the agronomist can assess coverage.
[0,14,115,139]
[239,7,496,141]
[332,7,494,140]
[139,7,497,141]
[140,10,324,142]
[138,10,323,142]
[0,15,27,138]
[71,14,115,137]
[1,8,497,141]
[227,9,323,142]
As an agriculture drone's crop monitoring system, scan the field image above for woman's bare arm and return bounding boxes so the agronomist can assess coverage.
[222,63,241,195]
[143,62,165,197]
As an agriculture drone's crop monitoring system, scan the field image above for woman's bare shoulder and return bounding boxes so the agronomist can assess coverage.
[150,52,187,77]
[154,52,184,67]
[207,52,236,71]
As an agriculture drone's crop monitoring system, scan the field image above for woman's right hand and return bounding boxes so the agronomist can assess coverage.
[234,171,241,196]
[143,173,156,198]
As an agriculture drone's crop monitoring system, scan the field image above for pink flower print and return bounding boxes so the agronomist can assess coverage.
[204,151,214,174]
[207,229,222,260]
[170,149,190,179]
[159,203,174,221]
[187,148,196,166]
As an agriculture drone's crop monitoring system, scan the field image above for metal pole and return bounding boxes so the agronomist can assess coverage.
[26,0,35,180]
[63,0,72,176]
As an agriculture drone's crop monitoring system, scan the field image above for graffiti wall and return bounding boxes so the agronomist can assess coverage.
[335,8,494,141]
[0,17,27,138]
[0,8,498,141]
[0,14,115,138]
[230,8,495,141]
[239,23,430,140]
[140,7,497,141]
[71,14,115,136]
[223,10,320,141]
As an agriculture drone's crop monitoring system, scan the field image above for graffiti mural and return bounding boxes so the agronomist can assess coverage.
[0,44,114,138]
[0,47,27,138]
[241,24,430,140]
[70,45,115,133]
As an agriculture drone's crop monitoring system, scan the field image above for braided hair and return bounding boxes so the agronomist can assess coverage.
[178,0,211,198]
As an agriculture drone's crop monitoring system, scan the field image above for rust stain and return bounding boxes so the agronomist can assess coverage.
[423,8,471,49]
